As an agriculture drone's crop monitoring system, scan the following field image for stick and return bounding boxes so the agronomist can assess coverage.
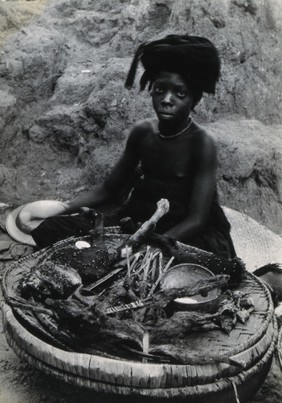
[126,246,131,277]
[6,296,54,316]
[142,332,150,363]
[148,256,175,297]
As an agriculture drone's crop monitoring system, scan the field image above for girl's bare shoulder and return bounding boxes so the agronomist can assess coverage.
[130,118,158,135]
[193,122,216,147]
[126,118,158,149]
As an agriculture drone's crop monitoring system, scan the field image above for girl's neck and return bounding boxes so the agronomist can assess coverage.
[158,116,192,138]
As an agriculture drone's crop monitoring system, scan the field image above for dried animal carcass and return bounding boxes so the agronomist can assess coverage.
[49,212,113,284]
[20,261,82,300]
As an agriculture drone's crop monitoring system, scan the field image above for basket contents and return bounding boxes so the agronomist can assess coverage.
[4,199,252,364]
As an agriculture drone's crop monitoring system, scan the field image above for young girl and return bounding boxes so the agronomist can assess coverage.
[32,35,236,258]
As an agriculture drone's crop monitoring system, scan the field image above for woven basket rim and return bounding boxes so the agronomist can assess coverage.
[2,302,277,397]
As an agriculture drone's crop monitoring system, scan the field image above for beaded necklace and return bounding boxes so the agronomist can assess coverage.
[158,117,193,139]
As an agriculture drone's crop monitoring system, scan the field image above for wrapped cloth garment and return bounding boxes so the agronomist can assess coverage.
[119,176,236,259]
[125,34,221,95]
[31,213,97,249]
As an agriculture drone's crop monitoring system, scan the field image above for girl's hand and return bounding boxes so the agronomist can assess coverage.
[60,201,71,213]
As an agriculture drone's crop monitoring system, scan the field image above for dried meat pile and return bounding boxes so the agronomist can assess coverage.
[11,200,251,363]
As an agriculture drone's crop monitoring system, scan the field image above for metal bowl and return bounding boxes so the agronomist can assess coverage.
[161,263,221,312]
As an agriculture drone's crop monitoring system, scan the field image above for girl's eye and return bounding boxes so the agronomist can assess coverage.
[154,87,164,94]
[177,90,186,98]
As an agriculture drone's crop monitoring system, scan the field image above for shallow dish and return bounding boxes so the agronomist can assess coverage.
[161,263,221,312]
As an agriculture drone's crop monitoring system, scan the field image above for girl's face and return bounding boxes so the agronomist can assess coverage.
[151,71,193,126]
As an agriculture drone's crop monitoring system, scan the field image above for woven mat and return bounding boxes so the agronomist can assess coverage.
[224,207,282,272]
[278,326,282,369]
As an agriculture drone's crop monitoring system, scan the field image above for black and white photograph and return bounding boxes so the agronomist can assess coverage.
[0,1,281,402]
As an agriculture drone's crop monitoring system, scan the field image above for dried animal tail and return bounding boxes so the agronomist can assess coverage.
[145,232,246,285]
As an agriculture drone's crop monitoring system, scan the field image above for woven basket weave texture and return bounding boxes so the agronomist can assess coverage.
[1,207,281,401]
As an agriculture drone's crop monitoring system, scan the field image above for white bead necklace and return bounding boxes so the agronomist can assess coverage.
[158,117,193,139]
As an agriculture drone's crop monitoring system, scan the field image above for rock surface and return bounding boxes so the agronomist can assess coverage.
[0,0,281,235]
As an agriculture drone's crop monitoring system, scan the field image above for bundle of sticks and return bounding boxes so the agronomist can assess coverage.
[123,246,175,300]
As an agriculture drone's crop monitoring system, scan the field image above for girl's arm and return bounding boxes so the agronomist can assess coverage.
[63,126,142,215]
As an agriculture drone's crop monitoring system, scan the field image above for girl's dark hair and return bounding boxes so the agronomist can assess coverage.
[125,34,220,109]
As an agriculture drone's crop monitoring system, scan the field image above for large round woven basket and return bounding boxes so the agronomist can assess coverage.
[1,224,279,403]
